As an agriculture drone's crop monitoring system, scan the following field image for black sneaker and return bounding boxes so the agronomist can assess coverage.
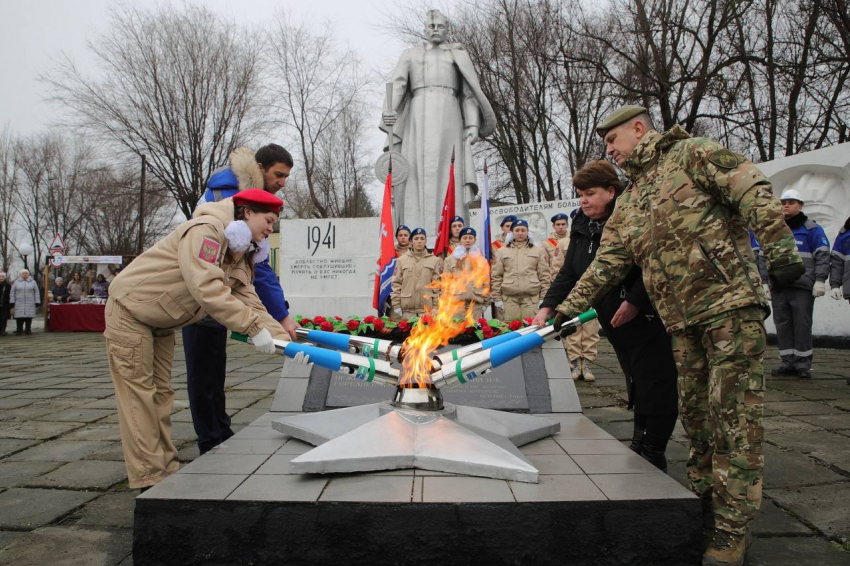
[797,369,812,379]
[771,365,797,376]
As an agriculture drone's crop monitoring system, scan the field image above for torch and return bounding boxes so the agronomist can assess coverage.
[295,328,402,361]
[430,309,597,389]
[433,325,540,366]
[231,332,400,387]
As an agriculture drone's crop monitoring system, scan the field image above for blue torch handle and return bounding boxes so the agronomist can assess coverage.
[283,342,343,372]
[479,331,525,350]
[488,333,546,368]
[304,329,351,353]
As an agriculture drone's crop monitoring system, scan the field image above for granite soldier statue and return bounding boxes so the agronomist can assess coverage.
[553,106,804,566]
[380,10,496,232]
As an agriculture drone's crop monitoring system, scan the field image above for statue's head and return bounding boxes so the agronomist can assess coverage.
[424,10,448,45]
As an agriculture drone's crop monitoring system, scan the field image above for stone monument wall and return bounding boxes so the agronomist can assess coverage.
[279,217,379,317]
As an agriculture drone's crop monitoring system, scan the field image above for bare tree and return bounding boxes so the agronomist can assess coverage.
[12,134,101,274]
[0,128,19,273]
[265,12,371,218]
[44,3,263,219]
[79,168,174,257]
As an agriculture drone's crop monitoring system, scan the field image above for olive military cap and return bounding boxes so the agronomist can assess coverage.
[596,105,648,137]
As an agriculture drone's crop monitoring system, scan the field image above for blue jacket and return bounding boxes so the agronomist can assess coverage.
[204,167,289,320]
[781,213,830,290]
[830,227,850,299]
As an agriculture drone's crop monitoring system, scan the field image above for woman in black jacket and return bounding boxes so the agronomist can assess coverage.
[534,160,679,471]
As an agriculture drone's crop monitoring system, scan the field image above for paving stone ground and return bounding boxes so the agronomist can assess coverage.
[0,324,849,565]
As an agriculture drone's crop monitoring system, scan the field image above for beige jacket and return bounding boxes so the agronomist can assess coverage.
[542,232,570,276]
[391,249,442,311]
[108,199,283,338]
[491,240,551,301]
[442,252,489,305]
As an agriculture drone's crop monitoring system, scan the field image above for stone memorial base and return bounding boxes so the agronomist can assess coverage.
[134,342,700,565]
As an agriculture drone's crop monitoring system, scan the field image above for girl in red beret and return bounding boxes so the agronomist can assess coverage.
[104,187,287,490]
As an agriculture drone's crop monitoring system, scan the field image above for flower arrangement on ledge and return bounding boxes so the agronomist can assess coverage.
[295,315,536,343]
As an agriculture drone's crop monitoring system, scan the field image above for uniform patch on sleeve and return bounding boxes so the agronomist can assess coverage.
[198,238,221,264]
[708,149,740,171]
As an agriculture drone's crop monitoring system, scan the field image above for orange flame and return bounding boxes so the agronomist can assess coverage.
[400,250,491,388]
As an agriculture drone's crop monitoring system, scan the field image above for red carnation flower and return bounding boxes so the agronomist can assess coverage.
[523,317,534,325]
[346,319,360,331]
[373,318,385,331]
[477,318,488,325]
[319,321,333,332]
[334,316,343,321]
[398,320,411,332]
[421,315,433,325]
[299,318,313,327]
[482,325,494,339]
[508,320,523,331]
[313,315,326,323]
[364,315,375,324]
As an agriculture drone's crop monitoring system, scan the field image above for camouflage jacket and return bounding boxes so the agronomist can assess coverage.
[556,126,802,332]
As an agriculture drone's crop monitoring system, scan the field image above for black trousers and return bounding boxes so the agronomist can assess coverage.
[0,308,8,334]
[15,318,32,334]
[182,323,233,454]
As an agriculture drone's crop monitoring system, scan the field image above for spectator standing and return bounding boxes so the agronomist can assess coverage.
[830,216,850,304]
[447,216,465,256]
[0,272,10,336]
[768,189,830,379]
[542,213,570,274]
[391,228,442,319]
[443,227,488,319]
[395,225,411,257]
[67,272,86,302]
[10,269,40,335]
[51,277,70,303]
[490,219,551,320]
[490,215,517,319]
[91,274,110,299]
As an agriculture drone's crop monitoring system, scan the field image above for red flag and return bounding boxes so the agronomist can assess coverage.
[373,171,396,311]
[433,157,456,256]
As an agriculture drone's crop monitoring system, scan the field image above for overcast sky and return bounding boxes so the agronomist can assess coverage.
[0,0,459,202]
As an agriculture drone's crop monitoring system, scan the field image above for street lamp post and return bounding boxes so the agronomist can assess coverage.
[19,242,34,272]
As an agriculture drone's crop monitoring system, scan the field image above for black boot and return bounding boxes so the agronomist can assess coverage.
[640,431,669,472]
[629,425,645,454]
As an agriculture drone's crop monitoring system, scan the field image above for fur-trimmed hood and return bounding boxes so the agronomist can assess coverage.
[229,147,265,191]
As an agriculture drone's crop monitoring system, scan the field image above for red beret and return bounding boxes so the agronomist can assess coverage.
[232,189,283,215]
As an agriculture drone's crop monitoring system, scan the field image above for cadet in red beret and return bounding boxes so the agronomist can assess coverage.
[232,188,284,215]
[104,188,286,490]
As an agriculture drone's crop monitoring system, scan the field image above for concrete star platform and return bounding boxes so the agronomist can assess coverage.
[134,342,702,565]
[273,402,560,482]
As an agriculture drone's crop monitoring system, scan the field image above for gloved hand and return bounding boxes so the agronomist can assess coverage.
[494,301,504,309]
[552,312,577,339]
[812,281,826,298]
[394,307,403,317]
[468,245,481,257]
[769,262,805,288]
[831,287,844,301]
[292,351,311,365]
[252,328,275,355]
[763,284,772,301]
[452,246,467,259]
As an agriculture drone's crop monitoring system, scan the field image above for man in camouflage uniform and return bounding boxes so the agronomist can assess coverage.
[553,106,804,566]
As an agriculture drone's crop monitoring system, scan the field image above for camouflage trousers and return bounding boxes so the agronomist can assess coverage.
[671,306,766,536]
